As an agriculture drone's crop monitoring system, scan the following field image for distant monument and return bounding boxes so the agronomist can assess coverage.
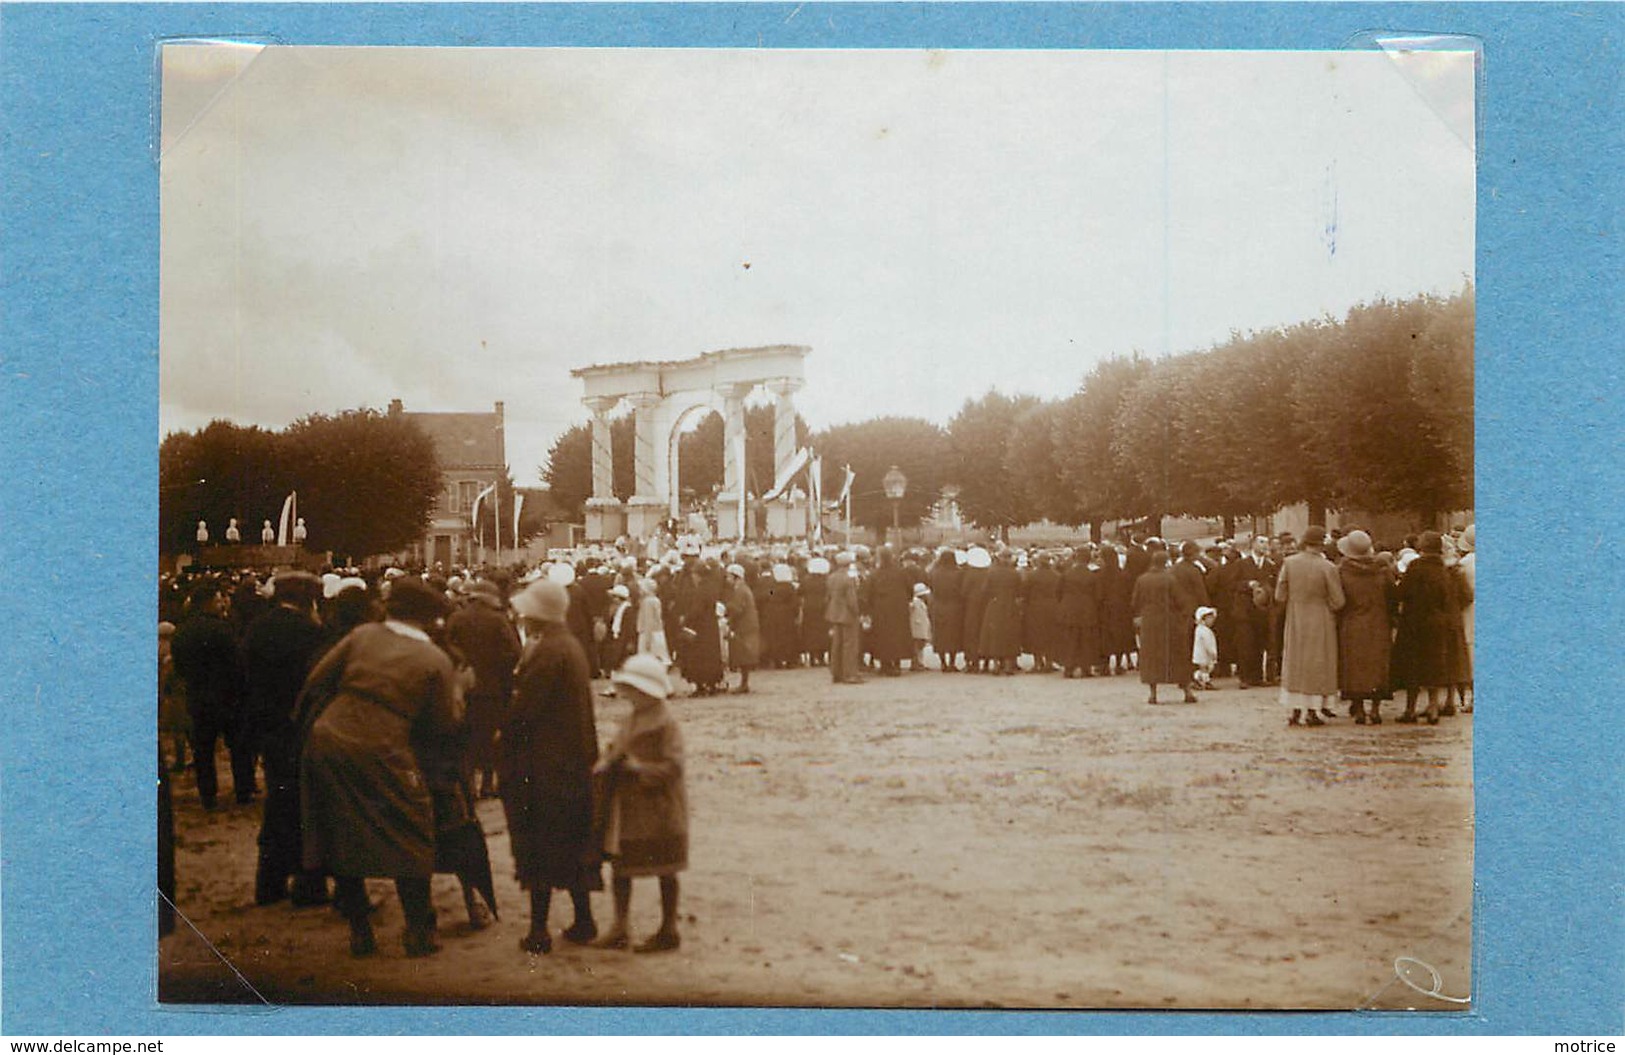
[572,345,809,541]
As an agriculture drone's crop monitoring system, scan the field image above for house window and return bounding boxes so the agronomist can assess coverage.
[450,479,480,515]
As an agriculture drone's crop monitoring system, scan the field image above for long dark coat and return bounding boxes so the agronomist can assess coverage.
[1130,568,1188,686]
[1100,559,1136,656]
[1021,566,1065,660]
[960,566,990,660]
[676,568,725,686]
[1337,555,1394,698]
[725,578,762,669]
[171,611,243,732]
[978,563,1023,660]
[927,562,966,657]
[499,623,601,892]
[799,573,830,656]
[1392,555,1458,688]
[444,597,522,772]
[1059,562,1104,671]
[867,563,914,663]
[299,623,462,878]
[239,604,326,879]
[760,580,800,666]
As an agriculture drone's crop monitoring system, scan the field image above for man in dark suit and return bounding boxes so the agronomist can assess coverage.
[1226,535,1279,688]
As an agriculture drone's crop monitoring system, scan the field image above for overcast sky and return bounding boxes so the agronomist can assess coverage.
[160,45,1474,486]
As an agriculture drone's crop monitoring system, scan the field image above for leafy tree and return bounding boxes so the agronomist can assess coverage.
[278,409,442,558]
[1052,354,1154,529]
[1005,400,1081,526]
[811,417,950,532]
[1113,352,1252,526]
[947,390,1041,534]
[159,420,289,555]
[1291,292,1474,519]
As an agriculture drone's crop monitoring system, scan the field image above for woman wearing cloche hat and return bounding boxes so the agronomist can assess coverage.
[592,653,688,953]
[500,577,604,954]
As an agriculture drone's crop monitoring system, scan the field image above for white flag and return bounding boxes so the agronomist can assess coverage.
[512,491,525,546]
[762,447,812,502]
[276,492,295,547]
[470,482,497,528]
[837,465,855,506]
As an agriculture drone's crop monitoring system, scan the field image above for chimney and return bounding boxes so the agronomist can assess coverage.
[388,398,404,417]
[493,400,505,424]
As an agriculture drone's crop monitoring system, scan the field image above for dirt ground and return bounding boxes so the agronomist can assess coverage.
[159,663,1473,1011]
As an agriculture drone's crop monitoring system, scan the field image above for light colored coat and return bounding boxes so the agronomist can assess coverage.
[1275,550,1346,696]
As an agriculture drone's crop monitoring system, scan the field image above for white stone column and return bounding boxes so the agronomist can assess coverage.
[625,392,667,539]
[583,395,625,541]
[766,378,804,538]
[714,382,753,540]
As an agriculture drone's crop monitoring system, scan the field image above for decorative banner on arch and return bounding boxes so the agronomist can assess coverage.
[761,446,811,502]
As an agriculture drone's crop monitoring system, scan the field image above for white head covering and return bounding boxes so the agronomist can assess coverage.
[966,546,992,570]
[546,561,577,586]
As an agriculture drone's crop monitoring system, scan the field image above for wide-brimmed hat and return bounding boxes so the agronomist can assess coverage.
[385,577,450,625]
[1195,606,1218,623]
[511,579,570,622]
[1302,526,1328,548]
[546,561,577,586]
[1338,529,1374,558]
[913,582,930,597]
[610,584,631,600]
[773,563,794,583]
[966,547,992,569]
[806,557,831,575]
[726,563,746,579]
[612,653,671,701]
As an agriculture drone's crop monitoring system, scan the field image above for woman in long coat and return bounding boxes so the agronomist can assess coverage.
[1391,531,1457,724]
[592,654,688,953]
[1059,552,1104,678]
[1274,526,1346,727]
[298,578,461,958]
[1336,530,1395,724]
[867,548,914,676]
[723,565,761,693]
[799,558,830,666]
[760,567,801,669]
[1099,545,1137,674]
[1022,556,1065,673]
[926,550,965,671]
[1130,551,1197,703]
[501,578,602,953]
[676,561,725,696]
[979,553,1024,674]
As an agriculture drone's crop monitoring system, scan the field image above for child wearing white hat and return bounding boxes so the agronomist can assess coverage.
[1192,606,1219,689]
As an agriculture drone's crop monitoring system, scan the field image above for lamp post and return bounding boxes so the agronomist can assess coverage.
[882,465,908,548]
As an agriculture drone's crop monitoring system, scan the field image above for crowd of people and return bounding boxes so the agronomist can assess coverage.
[157,520,1474,957]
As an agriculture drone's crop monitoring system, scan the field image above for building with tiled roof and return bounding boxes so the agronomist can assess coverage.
[388,398,506,568]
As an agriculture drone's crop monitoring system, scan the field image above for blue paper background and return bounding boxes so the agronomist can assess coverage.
[1,1,1620,1036]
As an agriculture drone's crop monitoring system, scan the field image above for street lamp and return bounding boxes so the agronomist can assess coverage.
[882,465,908,547]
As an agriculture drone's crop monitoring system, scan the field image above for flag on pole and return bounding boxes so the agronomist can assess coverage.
[762,447,812,502]
[512,491,525,549]
[470,482,497,529]
[837,465,855,506]
[276,492,295,547]
[808,456,823,542]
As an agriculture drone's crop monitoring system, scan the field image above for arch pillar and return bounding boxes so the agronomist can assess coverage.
[765,377,804,538]
[713,382,754,540]
[625,391,667,540]
[583,395,624,541]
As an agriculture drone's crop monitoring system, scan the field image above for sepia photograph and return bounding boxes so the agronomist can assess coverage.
[156,43,1477,1010]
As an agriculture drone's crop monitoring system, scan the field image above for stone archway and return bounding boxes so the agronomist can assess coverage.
[571,345,809,541]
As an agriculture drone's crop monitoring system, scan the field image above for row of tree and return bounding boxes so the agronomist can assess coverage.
[543,287,1474,536]
[160,409,448,559]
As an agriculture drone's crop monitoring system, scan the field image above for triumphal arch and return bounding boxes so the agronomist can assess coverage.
[571,345,809,541]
